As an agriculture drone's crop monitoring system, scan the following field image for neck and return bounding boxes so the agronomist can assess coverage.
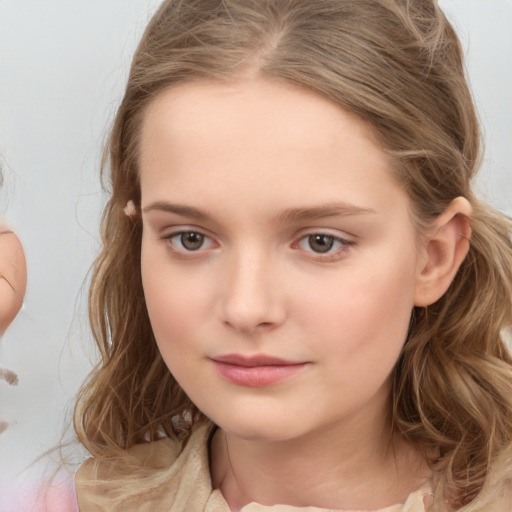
[210,396,429,510]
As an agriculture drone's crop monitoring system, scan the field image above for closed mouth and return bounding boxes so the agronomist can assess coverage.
[211,353,303,367]
[210,354,309,387]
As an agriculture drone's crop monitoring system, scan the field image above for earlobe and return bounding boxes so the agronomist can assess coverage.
[124,200,139,218]
[414,197,472,307]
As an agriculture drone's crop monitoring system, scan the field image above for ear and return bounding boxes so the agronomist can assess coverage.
[124,200,138,217]
[414,197,472,307]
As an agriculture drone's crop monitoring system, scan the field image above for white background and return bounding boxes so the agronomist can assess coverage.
[0,1,510,510]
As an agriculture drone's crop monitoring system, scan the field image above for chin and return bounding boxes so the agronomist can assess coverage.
[222,424,296,443]
[207,407,305,443]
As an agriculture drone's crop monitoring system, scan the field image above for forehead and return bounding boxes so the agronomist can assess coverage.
[140,78,372,148]
[138,78,407,220]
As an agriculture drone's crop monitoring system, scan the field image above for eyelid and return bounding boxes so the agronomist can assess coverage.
[161,226,219,254]
[160,224,213,238]
[294,227,355,242]
[292,229,355,260]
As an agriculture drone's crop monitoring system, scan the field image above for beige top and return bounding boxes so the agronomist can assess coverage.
[75,423,433,512]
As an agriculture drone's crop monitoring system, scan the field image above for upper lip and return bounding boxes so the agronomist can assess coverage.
[212,353,304,367]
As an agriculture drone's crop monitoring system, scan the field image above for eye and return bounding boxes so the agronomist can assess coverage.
[296,233,353,256]
[305,234,336,253]
[166,230,216,252]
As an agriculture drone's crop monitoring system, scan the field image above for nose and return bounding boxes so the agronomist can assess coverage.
[220,249,286,333]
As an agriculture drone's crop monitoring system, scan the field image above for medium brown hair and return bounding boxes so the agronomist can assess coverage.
[75,1,512,508]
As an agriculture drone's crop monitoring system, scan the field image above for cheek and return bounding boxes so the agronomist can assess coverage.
[296,255,416,361]
[141,245,205,350]
[141,266,207,389]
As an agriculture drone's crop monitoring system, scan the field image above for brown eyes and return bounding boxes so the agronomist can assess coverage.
[165,231,215,252]
[164,230,352,257]
[296,233,351,255]
[307,234,336,253]
[179,232,206,251]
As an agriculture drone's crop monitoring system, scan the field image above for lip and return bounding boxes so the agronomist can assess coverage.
[211,353,308,387]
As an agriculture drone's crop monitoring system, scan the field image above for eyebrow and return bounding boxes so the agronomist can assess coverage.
[142,200,376,223]
[142,201,211,220]
[276,203,376,223]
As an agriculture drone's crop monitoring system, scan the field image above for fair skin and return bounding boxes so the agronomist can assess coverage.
[0,226,26,335]
[138,79,471,510]
[0,224,27,434]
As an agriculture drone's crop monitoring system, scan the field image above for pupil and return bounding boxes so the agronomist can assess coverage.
[309,234,334,253]
[181,232,204,250]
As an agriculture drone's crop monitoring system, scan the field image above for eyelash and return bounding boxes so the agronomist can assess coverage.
[161,229,354,261]
[293,232,354,261]
[162,230,217,254]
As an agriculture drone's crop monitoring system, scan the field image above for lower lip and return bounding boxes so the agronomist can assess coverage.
[212,361,307,387]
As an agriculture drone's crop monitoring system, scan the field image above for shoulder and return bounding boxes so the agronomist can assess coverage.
[462,445,512,511]
[75,436,178,482]
[75,421,215,512]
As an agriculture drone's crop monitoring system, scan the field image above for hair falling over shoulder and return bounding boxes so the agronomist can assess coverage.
[74,1,512,509]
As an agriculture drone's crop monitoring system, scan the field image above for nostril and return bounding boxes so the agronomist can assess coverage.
[220,258,286,332]
[223,318,279,334]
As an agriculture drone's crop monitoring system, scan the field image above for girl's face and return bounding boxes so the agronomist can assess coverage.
[139,79,427,442]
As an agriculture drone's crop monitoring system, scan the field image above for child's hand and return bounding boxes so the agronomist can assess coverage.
[0,225,27,334]
[0,224,27,433]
